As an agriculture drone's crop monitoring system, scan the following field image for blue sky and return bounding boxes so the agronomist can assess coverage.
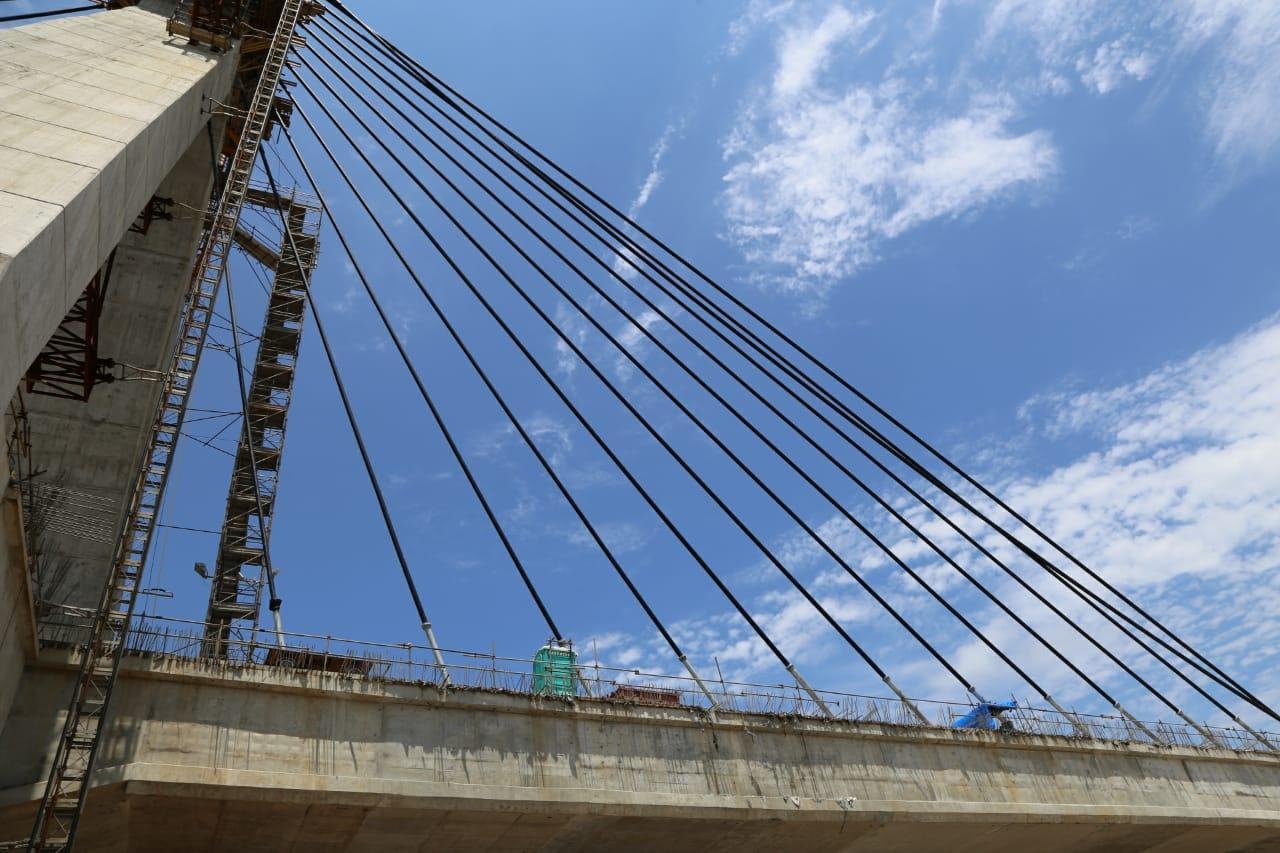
[142,0,1280,728]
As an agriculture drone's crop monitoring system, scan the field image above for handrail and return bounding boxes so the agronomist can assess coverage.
[36,612,1280,755]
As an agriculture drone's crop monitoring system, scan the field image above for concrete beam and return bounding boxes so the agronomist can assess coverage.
[1,655,1279,850]
[0,5,238,399]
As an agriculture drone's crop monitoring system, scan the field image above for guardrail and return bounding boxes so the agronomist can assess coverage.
[37,613,1279,754]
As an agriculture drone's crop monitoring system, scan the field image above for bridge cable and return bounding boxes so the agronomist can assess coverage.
[302,24,1269,743]
[301,24,1254,740]
[258,148,461,675]
[296,38,1123,723]
[278,90,858,719]
[288,58,970,718]
[266,119,728,710]
[387,50,1272,724]
[317,7,1278,730]
[302,24,1203,728]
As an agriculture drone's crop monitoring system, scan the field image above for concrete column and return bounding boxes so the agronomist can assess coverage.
[0,4,238,399]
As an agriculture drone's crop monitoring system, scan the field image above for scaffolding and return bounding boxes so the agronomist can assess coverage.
[22,252,117,403]
[203,186,320,659]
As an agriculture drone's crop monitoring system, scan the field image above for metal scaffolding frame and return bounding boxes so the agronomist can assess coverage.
[203,185,320,659]
[22,251,117,403]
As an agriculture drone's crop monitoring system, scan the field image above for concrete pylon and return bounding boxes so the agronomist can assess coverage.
[0,3,238,730]
[0,3,238,398]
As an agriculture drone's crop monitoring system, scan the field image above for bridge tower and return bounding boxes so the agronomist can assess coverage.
[0,0,315,848]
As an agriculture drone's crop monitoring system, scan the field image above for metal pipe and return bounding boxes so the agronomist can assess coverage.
[1044,695,1091,739]
[1115,703,1163,745]
[883,675,931,726]
[787,664,836,719]
[421,620,450,685]
[679,655,720,723]
[1175,709,1223,749]
[1234,716,1278,751]
[270,609,285,651]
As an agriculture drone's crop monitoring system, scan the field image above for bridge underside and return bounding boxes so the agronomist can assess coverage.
[2,655,1279,852]
[2,785,1278,853]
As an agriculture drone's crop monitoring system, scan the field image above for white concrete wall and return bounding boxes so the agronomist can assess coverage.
[2,656,1279,850]
[22,125,222,611]
[0,5,237,399]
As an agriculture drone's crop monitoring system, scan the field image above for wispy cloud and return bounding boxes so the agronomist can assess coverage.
[722,6,1057,299]
[566,520,653,556]
[470,413,574,467]
[980,0,1280,170]
[611,121,684,284]
[719,0,1280,296]
[723,80,1056,297]
[1076,37,1155,94]
[772,6,875,99]
[1174,0,1280,173]
[727,0,799,56]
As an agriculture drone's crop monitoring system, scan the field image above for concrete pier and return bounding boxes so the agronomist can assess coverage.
[0,0,238,748]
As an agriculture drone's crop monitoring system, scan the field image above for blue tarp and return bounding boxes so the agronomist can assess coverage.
[952,700,1018,730]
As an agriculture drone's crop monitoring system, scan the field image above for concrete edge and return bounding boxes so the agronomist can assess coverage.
[5,765,1280,828]
[30,650,1280,768]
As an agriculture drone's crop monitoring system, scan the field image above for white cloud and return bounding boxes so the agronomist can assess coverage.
[1009,317,1280,586]
[471,413,574,467]
[1173,0,1280,172]
[727,0,799,56]
[773,6,874,99]
[719,0,1280,295]
[566,520,652,555]
[980,0,1280,169]
[610,121,685,284]
[1116,214,1156,240]
[1076,38,1155,94]
[612,308,664,382]
[551,301,589,377]
[631,126,676,215]
[921,315,1280,719]
[723,80,1056,294]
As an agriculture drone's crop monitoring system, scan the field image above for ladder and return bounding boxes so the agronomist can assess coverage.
[203,188,320,659]
[26,2,310,848]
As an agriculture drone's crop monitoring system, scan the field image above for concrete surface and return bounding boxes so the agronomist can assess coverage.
[0,3,237,399]
[1,5,239,612]
[0,5,237,831]
[1,653,1278,851]
[20,127,223,611]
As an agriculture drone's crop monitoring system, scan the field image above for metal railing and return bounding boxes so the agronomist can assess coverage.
[36,613,1280,756]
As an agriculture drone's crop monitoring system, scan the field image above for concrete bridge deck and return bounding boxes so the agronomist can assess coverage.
[2,647,1279,852]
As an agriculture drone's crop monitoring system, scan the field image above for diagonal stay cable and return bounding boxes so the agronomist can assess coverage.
[301,31,1262,744]
[267,115,726,713]
[290,65,968,717]
[258,157,562,648]
[317,9,1278,730]
[279,96,842,719]
[297,42,1110,721]
[301,27,1242,742]
[372,42,1269,724]
[258,150,458,678]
